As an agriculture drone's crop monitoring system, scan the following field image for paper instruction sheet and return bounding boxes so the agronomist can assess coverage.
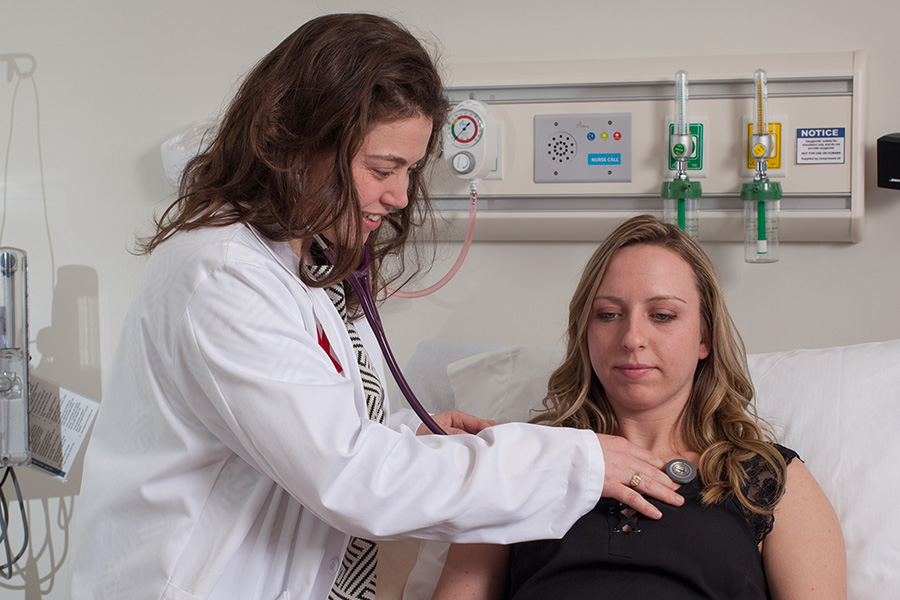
[28,375,99,481]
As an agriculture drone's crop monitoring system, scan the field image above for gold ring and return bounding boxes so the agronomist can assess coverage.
[629,473,642,488]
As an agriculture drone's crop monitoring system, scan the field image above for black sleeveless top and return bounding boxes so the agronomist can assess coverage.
[506,445,798,600]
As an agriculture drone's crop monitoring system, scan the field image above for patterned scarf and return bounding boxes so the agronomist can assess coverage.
[306,262,383,600]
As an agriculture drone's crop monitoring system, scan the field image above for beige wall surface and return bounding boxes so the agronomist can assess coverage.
[1,0,898,597]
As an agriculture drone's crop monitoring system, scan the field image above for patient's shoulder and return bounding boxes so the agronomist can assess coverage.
[740,443,799,542]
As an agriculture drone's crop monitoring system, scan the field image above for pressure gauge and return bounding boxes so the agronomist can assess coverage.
[447,108,484,148]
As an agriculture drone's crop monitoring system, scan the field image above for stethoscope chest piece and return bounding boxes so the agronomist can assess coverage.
[665,459,698,484]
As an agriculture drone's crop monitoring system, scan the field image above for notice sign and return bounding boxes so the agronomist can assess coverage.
[796,128,845,164]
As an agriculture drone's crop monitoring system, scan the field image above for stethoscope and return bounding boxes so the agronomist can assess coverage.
[317,238,447,435]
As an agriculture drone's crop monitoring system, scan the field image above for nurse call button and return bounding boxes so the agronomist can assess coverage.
[665,459,697,484]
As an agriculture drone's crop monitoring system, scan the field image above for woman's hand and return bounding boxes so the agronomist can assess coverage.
[416,410,497,435]
[596,433,684,519]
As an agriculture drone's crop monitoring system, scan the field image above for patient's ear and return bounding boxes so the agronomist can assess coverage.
[699,338,710,361]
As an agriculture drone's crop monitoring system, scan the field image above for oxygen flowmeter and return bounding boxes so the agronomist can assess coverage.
[443,99,498,181]
[661,70,702,238]
[741,69,781,263]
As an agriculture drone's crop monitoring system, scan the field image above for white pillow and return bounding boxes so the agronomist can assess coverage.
[448,345,562,423]
[749,340,900,600]
[447,340,900,600]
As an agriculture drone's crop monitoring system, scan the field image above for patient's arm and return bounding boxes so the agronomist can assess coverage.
[762,460,847,599]
[432,543,510,600]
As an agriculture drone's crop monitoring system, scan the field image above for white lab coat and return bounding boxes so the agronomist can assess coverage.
[69,223,604,600]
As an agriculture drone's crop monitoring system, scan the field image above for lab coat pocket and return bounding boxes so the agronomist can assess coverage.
[161,582,203,600]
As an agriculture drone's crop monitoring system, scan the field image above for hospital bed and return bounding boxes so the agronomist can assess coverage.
[386,338,900,600]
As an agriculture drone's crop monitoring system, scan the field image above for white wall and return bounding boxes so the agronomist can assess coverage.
[0,0,898,597]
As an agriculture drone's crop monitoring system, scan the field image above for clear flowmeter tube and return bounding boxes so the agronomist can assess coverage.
[754,68,769,137]
[662,70,701,238]
[674,70,689,137]
[670,70,692,167]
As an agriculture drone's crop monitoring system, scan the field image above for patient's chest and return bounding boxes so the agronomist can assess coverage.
[507,478,769,600]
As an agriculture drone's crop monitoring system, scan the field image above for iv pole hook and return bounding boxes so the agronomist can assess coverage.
[0,54,37,82]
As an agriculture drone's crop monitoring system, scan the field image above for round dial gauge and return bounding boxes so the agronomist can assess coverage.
[447,109,484,148]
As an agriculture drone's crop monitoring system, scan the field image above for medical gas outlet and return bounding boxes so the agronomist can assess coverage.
[743,118,785,177]
[665,122,706,175]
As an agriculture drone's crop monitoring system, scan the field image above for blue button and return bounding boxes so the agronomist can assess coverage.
[587,132,596,141]
[588,153,622,165]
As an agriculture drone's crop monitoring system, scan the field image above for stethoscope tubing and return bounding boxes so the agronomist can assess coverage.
[320,241,447,435]
[346,271,447,435]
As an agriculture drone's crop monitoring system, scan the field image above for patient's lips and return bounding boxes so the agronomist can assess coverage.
[616,363,656,379]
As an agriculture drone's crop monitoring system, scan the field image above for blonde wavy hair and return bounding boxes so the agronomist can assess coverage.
[534,215,786,513]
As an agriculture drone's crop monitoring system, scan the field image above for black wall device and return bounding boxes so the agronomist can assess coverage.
[877,133,900,190]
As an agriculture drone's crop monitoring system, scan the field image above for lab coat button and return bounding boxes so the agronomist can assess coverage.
[329,558,338,572]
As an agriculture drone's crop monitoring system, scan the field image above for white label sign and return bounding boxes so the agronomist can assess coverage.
[796,128,845,164]
[29,375,99,481]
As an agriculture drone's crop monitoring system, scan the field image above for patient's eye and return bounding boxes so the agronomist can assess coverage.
[597,311,618,321]
[652,312,676,323]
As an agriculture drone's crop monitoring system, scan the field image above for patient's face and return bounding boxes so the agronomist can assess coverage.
[587,244,709,421]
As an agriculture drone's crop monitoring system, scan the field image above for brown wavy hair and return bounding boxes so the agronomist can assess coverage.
[140,13,449,314]
[534,215,786,513]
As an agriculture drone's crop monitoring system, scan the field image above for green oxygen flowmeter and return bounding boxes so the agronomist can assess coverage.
[661,70,702,238]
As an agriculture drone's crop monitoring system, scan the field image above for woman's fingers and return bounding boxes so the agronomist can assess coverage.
[595,434,684,519]
[417,410,497,435]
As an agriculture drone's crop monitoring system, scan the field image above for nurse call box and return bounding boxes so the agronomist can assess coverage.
[534,113,633,183]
